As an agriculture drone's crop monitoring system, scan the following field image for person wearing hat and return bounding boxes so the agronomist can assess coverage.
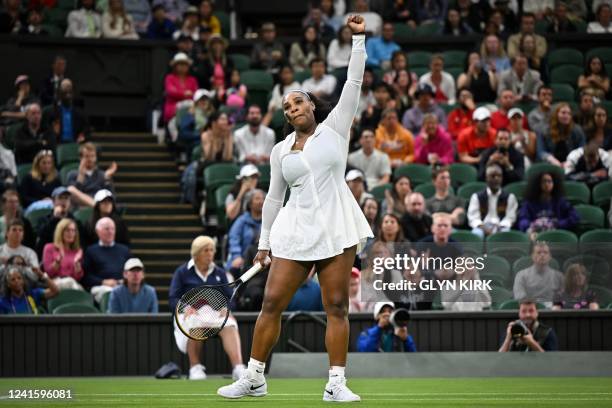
[375,108,415,168]
[457,106,497,164]
[250,22,286,74]
[225,164,260,223]
[198,0,220,34]
[107,258,158,313]
[1,75,36,125]
[34,186,77,254]
[195,33,233,91]
[225,189,265,271]
[234,105,275,165]
[478,126,524,184]
[146,3,176,39]
[177,89,215,161]
[345,169,373,205]
[401,83,447,135]
[508,107,537,166]
[356,302,417,352]
[85,189,130,248]
[163,52,198,123]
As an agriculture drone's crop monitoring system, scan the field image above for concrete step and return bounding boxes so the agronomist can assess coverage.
[121,203,194,215]
[133,248,191,260]
[115,172,180,182]
[107,151,173,160]
[131,238,194,249]
[125,214,200,227]
[130,226,204,239]
[100,161,177,169]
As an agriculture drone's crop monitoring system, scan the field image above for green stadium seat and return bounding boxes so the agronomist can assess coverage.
[592,180,612,207]
[574,204,605,234]
[524,162,564,181]
[414,182,435,199]
[214,11,230,38]
[564,181,590,205]
[440,103,457,115]
[586,47,612,64]
[47,289,94,313]
[257,163,271,189]
[60,162,79,184]
[294,69,312,84]
[3,123,19,150]
[412,66,429,77]
[99,291,111,313]
[42,24,63,37]
[17,163,32,183]
[369,183,392,201]
[394,164,431,186]
[442,50,467,68]
[25,208,52,230]
[214,183,233,230]
[414,21,441,37]
[550,83,576,103]
[480,270,510,289]
[450,230,483,254]
[535,20,548,35]
[449,163,477,188]
[73,207,93,226]
[601,101,612,119]
[44,8,69,31]
[408,51,432,68]
[53,303,100,314]
[504,181,526,202]
[456,181,486,201]
[490,286,513,307]
[497,300,546,310]
[57,0,75,10]
[393,23,415,42]
[486,230,530,253]
[482,255,512,285]
[447,67,463,81]
[229,54,251,72]
[537,229,578,244]
[579,228,612,258]
[191,144,202,162]
[550,65,583,88]
[57,143,80,167]
[241,70,274,91]
[203,163,240,193]
[563,254,610,287]
[512,256,560,275]
[590,285,612,306]
[547,48,583,68]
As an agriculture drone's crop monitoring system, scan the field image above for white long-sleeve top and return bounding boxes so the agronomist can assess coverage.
[467,188,518,230]
[258,35,374,260]
[419,72,457,105]
[327,39,352,70]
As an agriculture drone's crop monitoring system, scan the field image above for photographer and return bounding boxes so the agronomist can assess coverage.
[357,302,417,352]
[478,127,524,185]
[499,299,558,352]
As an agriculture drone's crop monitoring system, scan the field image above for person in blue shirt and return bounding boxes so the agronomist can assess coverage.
[357,302,417,352]
[226,189,264,273]
[0,266,58,314]
[146,3,176,40]
[41,79,90,144]
[169,236,246,381]
[107,258,158,313]
[365,22,400,70]
[286,267,324,312]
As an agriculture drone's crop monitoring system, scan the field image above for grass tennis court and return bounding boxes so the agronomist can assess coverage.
[2,377,612,407]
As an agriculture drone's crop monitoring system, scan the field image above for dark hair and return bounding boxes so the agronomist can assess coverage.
[596,3,611,16]
[376,213,405,243]
[247,104,262,113]
[463,51,480,72]
[374,82,396,99]
[299,24,321,56]
[432,165,450,181]
[524,171,565,203]
[282,92,332,136]
[309,57,325,68]
[90,196,118,232]
[521,12,536,21]
[361,197,380,230]
[7,218,24,230]
[205,111,228,131]
[536,84,552,96]
[277,64,295,97]
[390,174,411,200]
[584,55,608,78]
[519,298,538,307]
[337,25,352,45]
[393,69,413,94]
[496,127,510,136]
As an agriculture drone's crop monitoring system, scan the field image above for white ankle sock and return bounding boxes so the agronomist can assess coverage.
[329,366,345,380]
[247,358,266,378]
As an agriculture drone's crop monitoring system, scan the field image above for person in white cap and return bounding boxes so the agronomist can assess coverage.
[163,52,198,123]
[457,106,496,164]
[345,169,373,205]
[107,258,158,313]
[225,164,260,223]
[509,107,537,167]
[87,189,130,247]
[233,105,276,165]
[218,15,372,402]
[356,302,416,352]
[177,88,215,162]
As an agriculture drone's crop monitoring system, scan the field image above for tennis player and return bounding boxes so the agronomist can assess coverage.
[217,14,373,402]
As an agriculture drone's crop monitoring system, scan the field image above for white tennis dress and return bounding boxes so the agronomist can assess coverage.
[258,34,374,261]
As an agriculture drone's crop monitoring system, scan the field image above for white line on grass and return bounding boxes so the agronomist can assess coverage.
[73,392,612,396]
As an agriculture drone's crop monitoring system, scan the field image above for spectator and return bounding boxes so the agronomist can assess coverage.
[66,0,102,38]
[414,0,448,24]
[528,85,553,133]
[172,6,199,41]
[152,0,188,24]
[14,103,56,165]
[0,190,34,248]
[169,236,246,380]
[42,218,84,290]
[490,89,517,130]
[419,54,456,105]
[441,265,491,311]
[327,25,353,70]
[39,55,66,107]
[197,34,234,94]
[0,266,58,314]
[301,58,337,99]
[547,2,577,33]
[34,187,75,252]
[564,0,588,21]
[0,143,16,193]
[457,52,497,104]
[102,0,138,39]
[146,3,175,39]
[457,107,497,164]
[107,258,158,313]
[589,105,612,150]
[592,0,612,15]
[286,267,324,312]
[468,164,518,238]
[361,82,395,130]
[1,75,37,126]
[234,106,275,165]
[225,164,260,224]
[518,33,547,75]
[318,0,344,32]
[517,171,579,236]
[565,140,611,187]
[553,263,599,310]
[348,268,365,313]
[507,13,547,60]
[383,0,417,26]
[226,189,264,271]
[19,149,61,209]
[537,103,586,167]
[200,111,233,165]
[479,127,524,184]
[177,89,215,162]
[491,0,518,33]
[303,5,335,41]
[375,108,414,168]
[0,0,24,34]
[355,68,377,122]
[383,51,418,95]
[413,113,454,165]
[383,175,412,218]
[290,25,326,73]
[440,7,473,35]
[392,69,416,116]
[416,212,463,279]
[198,0,220,34]
[456,0,490,32]
[345,0,382,35]
[263,65,300,126]
[497,55,543,103]
[588,3,612,33]
[19,8,47,36]
[578,56,610,101]
[426,166,465,227]
[513,241,564,304]
[361,197,381,237]
[82,217,131,302]
[41,78,90,144]
[163,53,198,123]
[67,142,116,200]
[86,189,130,247]
[346,170,373,205]
[401,83,446,135]
[0,219,39,270]
[365,22,400,70]
[447,88,476,140]
[400,192,432,242]
[480,34,510,74]
[251,22,286,75]
[498,299,558,351]
[348,128,392,189]
[508,108,537,168]
[357,302,417,352]
[118,0,150,34]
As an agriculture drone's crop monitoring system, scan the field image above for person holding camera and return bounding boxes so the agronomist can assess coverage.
[499,299,558,352]
[357,302,417,352]
[478,127,524,185]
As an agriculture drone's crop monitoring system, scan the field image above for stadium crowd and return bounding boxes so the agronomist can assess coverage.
[0,0,612,326]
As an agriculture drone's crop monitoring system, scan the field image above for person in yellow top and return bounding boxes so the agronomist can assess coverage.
[199,0,221,34]
[375,107,414,168]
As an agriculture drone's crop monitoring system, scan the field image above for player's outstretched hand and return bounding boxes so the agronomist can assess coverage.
[347,15,365,34]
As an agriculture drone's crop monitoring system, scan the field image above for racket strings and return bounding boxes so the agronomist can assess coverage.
[176,287,230,340]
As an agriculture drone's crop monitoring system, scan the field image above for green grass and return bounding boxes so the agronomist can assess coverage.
[1,377,612,407]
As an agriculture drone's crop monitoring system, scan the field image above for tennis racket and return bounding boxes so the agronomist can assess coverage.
[174,260,268,341]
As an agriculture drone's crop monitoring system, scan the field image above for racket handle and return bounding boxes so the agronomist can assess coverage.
[238,261,264,284]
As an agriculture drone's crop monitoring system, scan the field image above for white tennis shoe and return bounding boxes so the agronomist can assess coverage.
[188,364,207,380]
[232,364,247,380]
[217,372,267,399]
[323,376,361,402]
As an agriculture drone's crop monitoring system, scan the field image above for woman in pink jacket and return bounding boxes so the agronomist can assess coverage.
[413,113,454,165]
[42,218,84,290]
[163,52,198,123]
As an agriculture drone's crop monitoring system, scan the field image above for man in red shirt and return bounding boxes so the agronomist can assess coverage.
[457,107,496,165]
[490,89,515,130]
[447,88,475,140]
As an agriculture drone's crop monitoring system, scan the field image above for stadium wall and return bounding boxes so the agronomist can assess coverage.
[1,310,611,377]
